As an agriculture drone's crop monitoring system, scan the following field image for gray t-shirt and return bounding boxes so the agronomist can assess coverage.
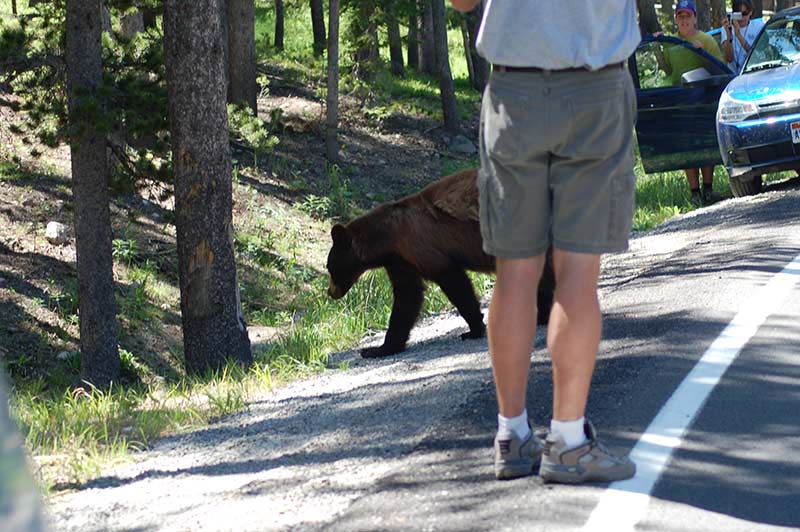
[476,0,641,70]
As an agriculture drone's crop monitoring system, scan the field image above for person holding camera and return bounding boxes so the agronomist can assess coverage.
[721,0,765,73]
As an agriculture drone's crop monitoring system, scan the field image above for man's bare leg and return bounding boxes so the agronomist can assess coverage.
[685,168,700,190]
[488,254,546,418]
[547,249,602,422]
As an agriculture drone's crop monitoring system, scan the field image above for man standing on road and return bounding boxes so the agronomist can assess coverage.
[450,0,638,483]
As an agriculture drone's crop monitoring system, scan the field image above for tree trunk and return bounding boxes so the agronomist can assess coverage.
[142,7,158,30]
[407,10,419,70]
[352,1,379,80]
[431,0,459,133]
[326,0,340,162]
[164,0,252,374]
[120,10,145,39]
[11,0,17,16]
[101,5,113,33]
[274,0,285,51]
[463,2,487,91]
[710,0,725,29]
[637,0,662,35]
[459,17,474,86]
[65,0,120,388]
[419,0,437,76]
[385,1,405,76]
[310,0,326,57]
[227,0,258,114]
[696,0,711,31]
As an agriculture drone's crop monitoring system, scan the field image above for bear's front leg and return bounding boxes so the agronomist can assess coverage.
[361,265,425,358]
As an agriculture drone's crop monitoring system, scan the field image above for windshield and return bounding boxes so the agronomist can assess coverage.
[744,15,800,73]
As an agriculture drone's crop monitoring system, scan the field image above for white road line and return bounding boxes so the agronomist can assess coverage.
[583,253,800,532]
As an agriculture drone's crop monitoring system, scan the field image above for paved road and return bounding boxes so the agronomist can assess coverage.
[49,182,800,531]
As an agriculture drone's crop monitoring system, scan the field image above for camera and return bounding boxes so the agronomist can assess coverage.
[730,12,743,21]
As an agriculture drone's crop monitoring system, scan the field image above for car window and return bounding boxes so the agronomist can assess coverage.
[746,16,800,72]
[636,39,727,90]
[636,42,674,89]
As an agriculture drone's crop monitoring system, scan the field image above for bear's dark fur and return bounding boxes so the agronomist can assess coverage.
[327,168,555,358]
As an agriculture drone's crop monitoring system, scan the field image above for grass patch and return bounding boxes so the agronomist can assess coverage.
[10,366,267,489]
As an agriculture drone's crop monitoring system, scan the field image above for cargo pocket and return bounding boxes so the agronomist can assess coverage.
[484,81,529,164]
[608,168,636,246]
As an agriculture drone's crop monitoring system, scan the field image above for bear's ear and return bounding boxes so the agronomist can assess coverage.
[331,224,350,248]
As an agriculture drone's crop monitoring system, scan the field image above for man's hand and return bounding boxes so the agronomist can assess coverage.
[451,0,481,12]
[692,40,705,49]
[723,17,733,38]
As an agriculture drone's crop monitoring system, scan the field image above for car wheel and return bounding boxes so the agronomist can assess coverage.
[728,171,763,198]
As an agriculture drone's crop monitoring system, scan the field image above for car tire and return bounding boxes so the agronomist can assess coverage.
[728,172,763,197]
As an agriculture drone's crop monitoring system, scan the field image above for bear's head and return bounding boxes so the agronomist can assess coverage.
[326,224,367,300]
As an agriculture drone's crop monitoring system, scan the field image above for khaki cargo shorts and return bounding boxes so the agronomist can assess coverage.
[478,65,637,258]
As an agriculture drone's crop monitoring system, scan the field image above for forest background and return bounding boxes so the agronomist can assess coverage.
[0,0,791,491]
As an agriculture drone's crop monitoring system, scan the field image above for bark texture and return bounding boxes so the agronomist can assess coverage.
[431,0,459,132]
[326,0,341,161]
[385,1,405,76]
[274,0,285,50]
[407,10,420,70]
[419,0,437,76]
[696,0,711,30]
[463,2,487,91]
[637,0,662,35]
[65,0,120,388]
[164,0,252,374]
[227,0,258,113]
[310,0,326,57]
[710,0,726,28]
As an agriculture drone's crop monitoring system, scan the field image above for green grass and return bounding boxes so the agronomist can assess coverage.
[10,368,259,489]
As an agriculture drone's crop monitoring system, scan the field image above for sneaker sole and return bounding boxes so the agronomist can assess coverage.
[495,456,542,480]
[539,463,635,484]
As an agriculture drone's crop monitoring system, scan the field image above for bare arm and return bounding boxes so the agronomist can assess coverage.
[451,0,481,12]
[722,18,734,63]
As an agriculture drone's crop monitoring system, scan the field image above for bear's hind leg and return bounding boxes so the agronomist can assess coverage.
[434,270,485,340]
[361,267,425,358]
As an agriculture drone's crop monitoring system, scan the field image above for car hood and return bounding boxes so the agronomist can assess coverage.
[725,62,800,104]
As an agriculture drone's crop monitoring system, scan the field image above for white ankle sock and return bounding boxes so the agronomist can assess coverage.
[550,417,588,449]
[497,410,531,440]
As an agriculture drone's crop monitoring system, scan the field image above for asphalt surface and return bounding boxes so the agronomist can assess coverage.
[48,180,800,531]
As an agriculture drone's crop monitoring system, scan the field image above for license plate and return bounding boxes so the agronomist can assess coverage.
[792,122,800,144]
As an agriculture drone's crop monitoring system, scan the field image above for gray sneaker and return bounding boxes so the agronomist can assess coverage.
[539,420,635,484]
[494,427,545,480]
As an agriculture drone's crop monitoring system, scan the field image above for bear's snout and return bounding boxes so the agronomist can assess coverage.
[328,280,344,299]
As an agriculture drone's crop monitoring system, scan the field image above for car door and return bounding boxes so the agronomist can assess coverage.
[630,35,735,173]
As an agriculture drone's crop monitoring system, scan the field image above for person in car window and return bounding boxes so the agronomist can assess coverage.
[655,0,725,206]
[721,0,765,73]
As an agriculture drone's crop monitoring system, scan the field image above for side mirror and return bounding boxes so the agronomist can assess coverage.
[681,67,731,88]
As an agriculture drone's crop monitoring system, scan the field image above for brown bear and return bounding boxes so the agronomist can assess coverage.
[326,168,555,358]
